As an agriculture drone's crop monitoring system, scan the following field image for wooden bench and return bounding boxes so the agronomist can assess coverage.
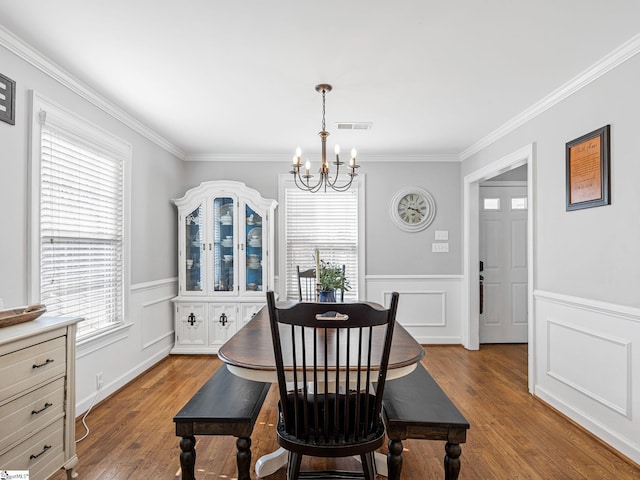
[382,363,470,480]
[173,364,270,480]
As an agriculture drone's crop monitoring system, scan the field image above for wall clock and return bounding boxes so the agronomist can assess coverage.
[390,186,436,232]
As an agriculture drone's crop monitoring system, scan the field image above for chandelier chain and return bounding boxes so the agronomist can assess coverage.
[321,88,326,131]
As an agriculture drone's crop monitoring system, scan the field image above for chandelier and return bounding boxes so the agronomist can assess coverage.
[290,84,360,192]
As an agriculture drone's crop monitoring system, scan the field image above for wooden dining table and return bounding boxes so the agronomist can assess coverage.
[218,302,425,477]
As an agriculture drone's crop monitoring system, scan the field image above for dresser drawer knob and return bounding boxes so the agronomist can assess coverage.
[32,358,55,369]
[32,402,53,415]
[30,444,52,459]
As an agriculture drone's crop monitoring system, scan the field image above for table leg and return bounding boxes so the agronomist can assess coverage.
[236,437,252,480]
[179,435,196,480]
[386,439,402,480]
[444,442,462,480]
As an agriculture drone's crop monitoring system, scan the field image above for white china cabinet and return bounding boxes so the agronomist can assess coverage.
[171,181,277,353]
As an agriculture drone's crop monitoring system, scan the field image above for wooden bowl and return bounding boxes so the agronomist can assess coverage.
[0,304,47,328]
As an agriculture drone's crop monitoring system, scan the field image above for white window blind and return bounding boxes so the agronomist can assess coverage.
[284,186,359,301]
[39,123,124,339]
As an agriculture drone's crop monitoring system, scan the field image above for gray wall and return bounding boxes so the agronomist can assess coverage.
[364,161,461,275]
[183,159,463,278]
[0,41,185,415]
[463,54,640,308]
[462,43,640,462]
[4,25,639,462]
[0,45,184,306]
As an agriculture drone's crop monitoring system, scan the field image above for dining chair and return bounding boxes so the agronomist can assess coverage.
[265,290,399,480]
[296,266,317,302]
[296,264,346,302]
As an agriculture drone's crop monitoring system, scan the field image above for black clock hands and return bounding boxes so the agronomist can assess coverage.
[407,206,424,218]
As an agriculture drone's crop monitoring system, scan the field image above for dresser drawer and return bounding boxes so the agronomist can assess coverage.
[0,418,64,480]
[0,336,66,403]
[0,377,65,453]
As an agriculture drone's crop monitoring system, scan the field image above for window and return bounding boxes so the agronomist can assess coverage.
[511,197,528,210]
[30,92,130,339]
[483,198,501,210]
[281,178,363,302]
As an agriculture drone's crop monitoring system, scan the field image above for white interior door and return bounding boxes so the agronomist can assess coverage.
[479,185,528,343]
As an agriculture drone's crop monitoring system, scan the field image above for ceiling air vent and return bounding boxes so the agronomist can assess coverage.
[335,122,373,130]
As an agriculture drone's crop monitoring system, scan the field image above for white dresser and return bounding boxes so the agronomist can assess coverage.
[0,315,80,479]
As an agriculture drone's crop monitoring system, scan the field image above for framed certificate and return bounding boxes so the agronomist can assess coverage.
[565,125,610,211]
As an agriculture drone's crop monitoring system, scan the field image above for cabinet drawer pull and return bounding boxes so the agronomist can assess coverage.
[32,402,53,415]
[219,313,228,326]
[32,358,55,369]
[30,444,52,459]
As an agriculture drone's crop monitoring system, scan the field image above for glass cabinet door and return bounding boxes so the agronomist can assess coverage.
[185,205,204,292]
[213,197,235,292]
[245,204,264,293]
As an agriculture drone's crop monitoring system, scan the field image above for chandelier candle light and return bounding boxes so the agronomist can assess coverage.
[290,84,360,192]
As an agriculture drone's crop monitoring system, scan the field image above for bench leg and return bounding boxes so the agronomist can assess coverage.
[444,442,462,480]
[236,437,252,480]
[179,435,197,480]
[387,438,403,480]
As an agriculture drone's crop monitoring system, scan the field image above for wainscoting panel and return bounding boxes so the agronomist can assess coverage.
[534,290,640,464]
[366,275,463,344]
[547,319,630,416]
[75,278,178,414]
[131,278,177,352]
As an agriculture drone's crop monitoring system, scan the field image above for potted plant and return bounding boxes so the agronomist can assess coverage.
[318,260,350,302]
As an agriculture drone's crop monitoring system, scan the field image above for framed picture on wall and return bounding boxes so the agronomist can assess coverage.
[0,73,16,125]
[565,125,610,211]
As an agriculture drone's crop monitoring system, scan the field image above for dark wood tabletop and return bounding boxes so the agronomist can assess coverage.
[218,303,424,376]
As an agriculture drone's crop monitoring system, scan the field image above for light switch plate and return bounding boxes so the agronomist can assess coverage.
[432,243,449,253]
[435,230,449,240]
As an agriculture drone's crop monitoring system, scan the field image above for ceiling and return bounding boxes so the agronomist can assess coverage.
[1,1,639,160]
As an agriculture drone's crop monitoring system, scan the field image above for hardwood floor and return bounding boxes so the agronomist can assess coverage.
[50,345,640,479]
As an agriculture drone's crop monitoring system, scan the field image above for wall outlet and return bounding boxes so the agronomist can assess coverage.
[96,372,103,390]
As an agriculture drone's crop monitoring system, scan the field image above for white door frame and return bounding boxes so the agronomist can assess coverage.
[462,143,535,393]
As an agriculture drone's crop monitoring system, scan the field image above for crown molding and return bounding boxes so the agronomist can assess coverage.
[8,21,637,165]
[460,32,640,161]
[184,153,288,162]
[184,152,461,162]
[0,24,186,160]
